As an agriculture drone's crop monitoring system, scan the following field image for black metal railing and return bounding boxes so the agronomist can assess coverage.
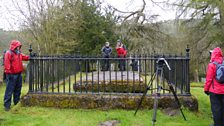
[28,48,190,96]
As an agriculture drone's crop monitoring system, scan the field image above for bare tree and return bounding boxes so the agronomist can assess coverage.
[7,0,67,54]
[173,0,224,81]
[105,0,176,54]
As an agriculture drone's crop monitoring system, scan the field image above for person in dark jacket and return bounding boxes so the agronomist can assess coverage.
[3,40,30,111]
[204,47,224,126]
[101,42,112,71]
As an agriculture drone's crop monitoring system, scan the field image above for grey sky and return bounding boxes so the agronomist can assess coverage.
[0,0,177,30]
[105,0,176,21]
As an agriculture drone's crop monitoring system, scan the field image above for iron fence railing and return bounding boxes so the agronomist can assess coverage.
[28,49,190,96]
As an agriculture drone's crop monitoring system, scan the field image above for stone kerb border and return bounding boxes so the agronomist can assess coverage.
[21,93,198,111]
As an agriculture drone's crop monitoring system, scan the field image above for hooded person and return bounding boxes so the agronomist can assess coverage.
[204,47,224,126]
[116,40,127,71]
[3,40,30,111]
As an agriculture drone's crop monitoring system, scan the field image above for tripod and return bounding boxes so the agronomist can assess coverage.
[134,58,186,126]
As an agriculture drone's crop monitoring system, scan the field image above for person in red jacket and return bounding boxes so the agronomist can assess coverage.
[116,40,127,71]
[3,40,30,111]
[204,47,224,126]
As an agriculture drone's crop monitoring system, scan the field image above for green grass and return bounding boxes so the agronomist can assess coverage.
[190,82,204,88]
[0,83,213,126]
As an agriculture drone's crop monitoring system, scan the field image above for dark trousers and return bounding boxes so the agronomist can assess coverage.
[209,93,224,126]
[118,58,126,71]
[4,73,22,109]
[102,56,110,71]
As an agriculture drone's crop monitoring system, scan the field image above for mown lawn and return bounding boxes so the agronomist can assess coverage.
[0,83,212,126]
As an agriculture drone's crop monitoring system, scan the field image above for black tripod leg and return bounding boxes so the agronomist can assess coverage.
[169,84,187,121]
[152,91,160,126]
[152,70,162,126]
[134,87,149,116]
[134,73,156,116]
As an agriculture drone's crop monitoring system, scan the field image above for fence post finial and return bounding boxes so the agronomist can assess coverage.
[186,44,190,94]
[29,44,33,56]
[186,45,190,58]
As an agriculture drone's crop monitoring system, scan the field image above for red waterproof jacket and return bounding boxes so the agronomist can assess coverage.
[4,40,30,74]
[116,47,127,58]
[204,47,224,94]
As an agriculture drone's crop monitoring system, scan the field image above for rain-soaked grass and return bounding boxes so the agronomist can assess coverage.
[0,82,213,126]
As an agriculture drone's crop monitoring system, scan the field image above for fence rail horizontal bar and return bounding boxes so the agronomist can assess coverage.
[28,54,190,96]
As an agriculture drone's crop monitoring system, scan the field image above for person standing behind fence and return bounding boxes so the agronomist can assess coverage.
[204,47,224,126]
[3,40,30,111]
[116,40,127,71]
[101,42,112,71]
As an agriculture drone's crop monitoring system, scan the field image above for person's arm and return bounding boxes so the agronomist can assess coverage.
[116,48,120,57]
[124,49,127,56]
[21,53,30,61]
[101,46,105,55]
[109,47,112,55]
[204,63,215,93]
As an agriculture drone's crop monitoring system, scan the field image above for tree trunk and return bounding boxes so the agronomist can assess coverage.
[194,69,199,82]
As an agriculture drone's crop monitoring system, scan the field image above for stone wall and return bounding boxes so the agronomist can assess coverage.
[21,93,198,111]
[74,80,145,93]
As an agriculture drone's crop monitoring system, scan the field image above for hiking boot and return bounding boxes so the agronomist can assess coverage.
[4,107,10,111]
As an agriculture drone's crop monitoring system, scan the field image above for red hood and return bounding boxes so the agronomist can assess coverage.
[9,40,22,51]
[211,47,223,63]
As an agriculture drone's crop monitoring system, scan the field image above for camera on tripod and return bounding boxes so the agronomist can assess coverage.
[135,57,186,126]
[156,58,171,71]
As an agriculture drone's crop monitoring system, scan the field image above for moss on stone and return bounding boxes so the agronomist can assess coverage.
[21,93,198,111]
[73,81,146,93]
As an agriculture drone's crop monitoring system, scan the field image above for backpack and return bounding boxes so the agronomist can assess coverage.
[213,61,224,84]
[1,50,6,66]
[2,50,13,80]
[2,50,13,66]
